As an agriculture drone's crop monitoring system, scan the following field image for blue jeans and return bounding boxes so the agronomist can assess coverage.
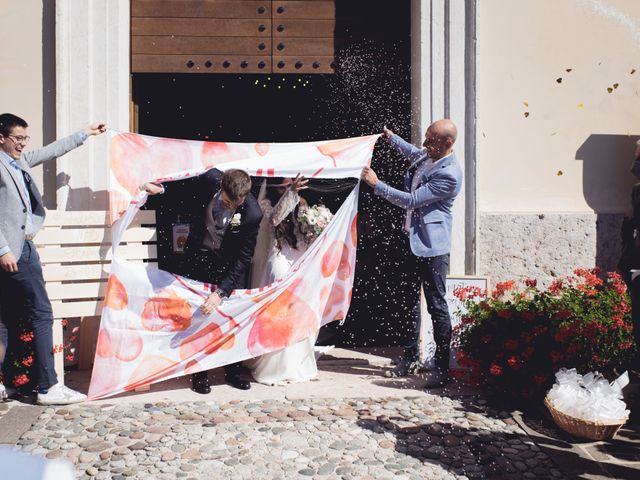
[405,254,452,372]
[0,241,58,390]
[0,311,6,367]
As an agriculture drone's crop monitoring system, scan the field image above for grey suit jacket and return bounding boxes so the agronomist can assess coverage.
[374,134,463,257]
[0,131,86,257]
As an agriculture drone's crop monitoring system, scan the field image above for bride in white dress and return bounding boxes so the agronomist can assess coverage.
[246,175,319,385]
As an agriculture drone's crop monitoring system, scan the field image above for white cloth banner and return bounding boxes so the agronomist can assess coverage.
[88,132,379,399]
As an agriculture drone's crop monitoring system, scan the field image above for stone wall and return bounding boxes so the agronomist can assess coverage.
[477,213,625,287]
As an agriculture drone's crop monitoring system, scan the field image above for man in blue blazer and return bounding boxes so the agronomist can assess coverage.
[361,119,463,388]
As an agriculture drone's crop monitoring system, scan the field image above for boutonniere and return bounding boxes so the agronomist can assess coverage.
[230,213,242,228]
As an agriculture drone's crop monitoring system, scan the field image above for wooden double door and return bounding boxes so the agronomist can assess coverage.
[131,0,341,74]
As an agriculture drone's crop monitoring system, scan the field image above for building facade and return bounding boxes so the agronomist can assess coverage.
[1,0,638,286]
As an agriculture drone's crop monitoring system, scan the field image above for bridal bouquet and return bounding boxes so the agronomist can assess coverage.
[298,204,333,243]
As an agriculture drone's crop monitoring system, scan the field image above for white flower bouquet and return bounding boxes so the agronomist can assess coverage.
[298,204,333,243]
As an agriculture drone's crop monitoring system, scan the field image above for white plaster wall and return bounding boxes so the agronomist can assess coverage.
[478,0,640,214]
[0,1,44,183]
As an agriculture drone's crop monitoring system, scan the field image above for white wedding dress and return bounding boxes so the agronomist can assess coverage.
[246,189,318,385]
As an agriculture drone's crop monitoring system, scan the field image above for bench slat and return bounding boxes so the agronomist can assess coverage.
[42,261,157,282]
[47,282,107,301]
[43,209,155,226]
[35,227,157,245]
[51,300,105,319]
[38,244,158,263]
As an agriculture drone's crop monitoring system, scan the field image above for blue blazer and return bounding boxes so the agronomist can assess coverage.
[373,134,463,257]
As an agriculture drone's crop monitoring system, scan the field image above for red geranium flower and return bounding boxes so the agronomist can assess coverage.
[551,351,563,363]
[13,374,29,387]
[19,332,34,343]
[507,356,521,370]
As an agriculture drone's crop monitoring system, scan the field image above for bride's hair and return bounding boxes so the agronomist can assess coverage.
[265,177,303,251]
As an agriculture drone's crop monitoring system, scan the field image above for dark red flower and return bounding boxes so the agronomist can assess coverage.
[551,351,563,363]
[507,356,521,370]
[504,339,518,350]
[19,332,34,343]
[548,279,564,295]
[520,310,535,321]
[533,374,547,385]
[489,363,503,376]
[12,374,29,387]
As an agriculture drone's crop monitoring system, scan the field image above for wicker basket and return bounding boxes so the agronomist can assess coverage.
[544,396,627,441]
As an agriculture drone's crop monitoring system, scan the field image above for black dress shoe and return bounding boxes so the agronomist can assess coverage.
[225,372,251,390]
[191,371,211,394]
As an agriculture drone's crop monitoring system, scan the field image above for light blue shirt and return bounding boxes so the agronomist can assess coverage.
[0,151,31,257]
[0,131,88,257]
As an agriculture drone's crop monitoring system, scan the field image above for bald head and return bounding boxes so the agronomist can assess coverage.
[430,119,457,144]
[423,118,457,160]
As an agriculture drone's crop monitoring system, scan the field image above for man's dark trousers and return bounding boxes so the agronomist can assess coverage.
[405,253,451,372]
[0,240,58,390]
[182,248,244,378]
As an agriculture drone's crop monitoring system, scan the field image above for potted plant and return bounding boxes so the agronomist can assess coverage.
[453,268,636,401]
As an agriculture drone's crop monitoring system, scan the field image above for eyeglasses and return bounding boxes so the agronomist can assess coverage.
[6,135,30,144]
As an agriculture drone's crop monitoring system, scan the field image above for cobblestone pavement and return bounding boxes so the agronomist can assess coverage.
[10,394,565,480]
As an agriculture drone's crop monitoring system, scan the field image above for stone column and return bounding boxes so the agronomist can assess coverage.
[410,0,477,275]
[411,0,477,366]
[55,0,130,210]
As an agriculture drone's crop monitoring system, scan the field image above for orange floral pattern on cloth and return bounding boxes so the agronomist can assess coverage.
[316,136,374,167]
[141,289,192,332]
[110,133,151,195]
[178,321,236,360]
[201,141,249,168]
[247,282,318,356]
[104,275,128,310]
[88,132,379,400]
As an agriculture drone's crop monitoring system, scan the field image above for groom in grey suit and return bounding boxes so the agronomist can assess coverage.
[0,113,106,404]
[361,119,463,388]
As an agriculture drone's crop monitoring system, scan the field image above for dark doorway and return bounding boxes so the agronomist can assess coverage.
[132,1,416,348]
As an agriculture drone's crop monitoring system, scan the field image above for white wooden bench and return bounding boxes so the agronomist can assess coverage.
[36,210,157,381]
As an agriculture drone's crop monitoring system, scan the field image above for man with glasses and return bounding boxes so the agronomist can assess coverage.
[0,113,106,404]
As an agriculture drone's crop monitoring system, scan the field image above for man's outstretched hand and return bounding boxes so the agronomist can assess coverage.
[201,291,222,316]
[139,182,165,195]
[85,123,107,136]
[382,126,394,139]
[361,166,379,187]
